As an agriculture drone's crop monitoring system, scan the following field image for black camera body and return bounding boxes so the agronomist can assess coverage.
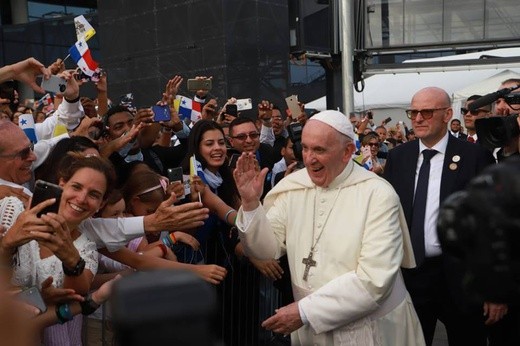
[476,114,519,149]
[287,122,304,168]
[437,160,520,304]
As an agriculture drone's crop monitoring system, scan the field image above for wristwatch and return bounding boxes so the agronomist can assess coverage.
[62,257,86,276]
[80,292,101,315]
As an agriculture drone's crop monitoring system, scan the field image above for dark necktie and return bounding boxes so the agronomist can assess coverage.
[411,149,438,266]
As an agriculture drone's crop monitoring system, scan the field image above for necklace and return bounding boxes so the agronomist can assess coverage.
[302,187,342,281]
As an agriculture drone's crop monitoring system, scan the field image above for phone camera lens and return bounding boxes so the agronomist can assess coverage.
[59,84,66,92]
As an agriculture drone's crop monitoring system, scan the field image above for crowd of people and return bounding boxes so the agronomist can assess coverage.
[0,56,519,346]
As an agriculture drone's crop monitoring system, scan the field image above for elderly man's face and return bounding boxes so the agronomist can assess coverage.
[301,120,354,187]
[410,89,452,147]
[0,127,36,185]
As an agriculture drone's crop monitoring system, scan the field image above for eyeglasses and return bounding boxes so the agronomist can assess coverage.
[0,143,34,160]
[461,107,488,116]
[405,107,448,120]
[367,143,379,147]
[231,132,260,141]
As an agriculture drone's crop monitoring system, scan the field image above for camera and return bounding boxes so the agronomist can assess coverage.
[473,91,520,150]
[287,122,304,168]
[476,114,519,149]
[437,159,520,304]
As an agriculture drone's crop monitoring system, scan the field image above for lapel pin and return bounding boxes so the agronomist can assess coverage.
[449,163,458,171]
[452,155,460,163]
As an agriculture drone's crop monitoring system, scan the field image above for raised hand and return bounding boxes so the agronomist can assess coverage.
[258,100,273,121]
[143,193,210,232]
[233,152,268,211]
[3,58,50,93]
[161,75,183,104]
[133,108,154,126]
[201,98,218,120]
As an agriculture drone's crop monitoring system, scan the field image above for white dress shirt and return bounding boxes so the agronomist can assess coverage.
[415,131,449,257]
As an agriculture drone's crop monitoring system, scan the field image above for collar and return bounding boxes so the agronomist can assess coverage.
[419,131,449,155]
[0,178,33,196]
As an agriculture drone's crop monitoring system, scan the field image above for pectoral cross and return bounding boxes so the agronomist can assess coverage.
[302,251,317,281]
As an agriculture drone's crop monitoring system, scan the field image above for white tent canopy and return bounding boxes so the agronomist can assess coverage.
[306,48,520,113]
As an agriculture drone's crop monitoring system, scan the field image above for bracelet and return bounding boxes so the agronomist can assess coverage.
[56,304,73,324]
[156,243,168,258]
[65,96,80,103]
[80,293,101,315]
[170,232,177,244]
[224,209,236,225]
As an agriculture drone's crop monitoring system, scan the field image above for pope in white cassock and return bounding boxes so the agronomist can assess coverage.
[233,110,425,345]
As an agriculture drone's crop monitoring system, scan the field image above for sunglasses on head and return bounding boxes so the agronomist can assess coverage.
[0,143,34,160]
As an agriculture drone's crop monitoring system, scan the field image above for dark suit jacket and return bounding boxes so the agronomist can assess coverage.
[384,135,495,311]
[384,136,494,229]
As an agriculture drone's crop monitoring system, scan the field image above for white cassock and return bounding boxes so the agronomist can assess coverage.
[237,160,425,345]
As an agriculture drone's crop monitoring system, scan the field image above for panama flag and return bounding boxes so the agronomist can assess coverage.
[69,39,99,76]
[18,114,38,143]
[175,95,202,123]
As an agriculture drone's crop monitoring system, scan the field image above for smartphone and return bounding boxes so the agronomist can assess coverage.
[361,145,372,158]
[16,286,47,313]
[74,67,103,83]
[225,104,238,117]
[383,117,392,125]
[236,98,253,111]
[187,79,212,91]
[366,111,373,119]
[228,153,240,170]
[41,75,67,94]
[152,105,171,122]
[285,95,300,120]
[30,180,63,217]
[167,167,183,183]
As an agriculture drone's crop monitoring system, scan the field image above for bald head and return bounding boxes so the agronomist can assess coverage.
[0,120,24,155]
[411,87,451,107]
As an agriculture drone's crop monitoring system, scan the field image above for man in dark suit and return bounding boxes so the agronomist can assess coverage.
[384,87,496,346]
[449,119,467,140]
[462,95,491,144]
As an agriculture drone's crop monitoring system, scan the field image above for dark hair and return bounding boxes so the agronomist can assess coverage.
[103,105,132,128]
[228,117,258,137]
[57,152,116,200]
[451,119,461,125]
[35,136,99,184]
[182,120,240,208]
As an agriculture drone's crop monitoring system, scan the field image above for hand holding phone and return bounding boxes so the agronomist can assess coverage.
[30,180,63,217]
[152,105,171,122]
[382,117,392,125]
[167,167,183,183]
[187,78,212,91]
[285,95,300,120]
[41,75,67,94]
[225,104,238,117]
